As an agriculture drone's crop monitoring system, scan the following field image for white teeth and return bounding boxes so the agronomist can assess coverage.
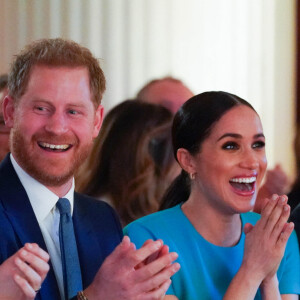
[230,176,256,183]
[39,142,69,150]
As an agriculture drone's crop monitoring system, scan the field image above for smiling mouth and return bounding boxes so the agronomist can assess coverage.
[38,142,71,152]
[229,176,256,192]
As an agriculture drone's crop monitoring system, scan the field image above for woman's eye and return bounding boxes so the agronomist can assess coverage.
[252,141,265,149]
[222,142,239,150]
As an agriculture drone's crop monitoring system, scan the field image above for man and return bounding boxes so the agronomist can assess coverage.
[0,73,10,162]
[136,77,194,114]
[0,38,179,300]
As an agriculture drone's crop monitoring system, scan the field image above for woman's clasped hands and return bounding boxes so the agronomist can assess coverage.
[243,195,293,298]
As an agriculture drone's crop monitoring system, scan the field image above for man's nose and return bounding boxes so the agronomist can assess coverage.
[44,113,68,135]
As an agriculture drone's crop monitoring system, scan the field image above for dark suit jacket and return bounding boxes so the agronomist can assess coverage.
[0,154,123,300]
[290,203,300,249]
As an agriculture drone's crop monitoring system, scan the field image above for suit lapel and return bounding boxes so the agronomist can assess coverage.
[73,195,105,288]
[0,155,61,300]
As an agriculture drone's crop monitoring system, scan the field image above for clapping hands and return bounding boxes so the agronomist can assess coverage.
[0,243,50,300]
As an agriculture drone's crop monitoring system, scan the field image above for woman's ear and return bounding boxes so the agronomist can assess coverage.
[176,148,196,174]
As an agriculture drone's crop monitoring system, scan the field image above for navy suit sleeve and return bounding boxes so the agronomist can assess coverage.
[73,193,123,290]
[0,201,21,263]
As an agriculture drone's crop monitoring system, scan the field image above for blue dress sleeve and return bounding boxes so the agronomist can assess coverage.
[123,221,157,249]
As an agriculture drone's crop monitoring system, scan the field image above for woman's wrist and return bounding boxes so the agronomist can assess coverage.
[238,261,266,286]
[260,275,280,300]
[260,274,279,289]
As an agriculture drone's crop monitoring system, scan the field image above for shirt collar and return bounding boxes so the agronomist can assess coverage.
[10,153,75,222]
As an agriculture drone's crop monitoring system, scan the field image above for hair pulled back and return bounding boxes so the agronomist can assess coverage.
[160,91,255,210]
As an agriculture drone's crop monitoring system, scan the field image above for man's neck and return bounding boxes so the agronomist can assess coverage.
[46,180,73,198]
[10,153,74,198]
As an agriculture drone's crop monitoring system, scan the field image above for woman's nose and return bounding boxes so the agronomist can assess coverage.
[239,150,260,170]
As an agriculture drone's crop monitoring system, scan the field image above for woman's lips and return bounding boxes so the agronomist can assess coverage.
[229,176,256,195]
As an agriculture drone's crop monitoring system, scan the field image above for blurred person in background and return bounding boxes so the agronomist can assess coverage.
[76,99,179,226]
[287,125,300,212]
[290,203,300,249]
[137,77,289,213]
[137,76,194,114]
[0,74,10,162]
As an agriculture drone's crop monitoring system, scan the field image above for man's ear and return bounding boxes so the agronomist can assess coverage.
[176,148,196,174]
[3,95,15,128]
[92,104,104,138]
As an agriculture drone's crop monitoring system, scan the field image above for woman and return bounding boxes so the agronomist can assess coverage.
[76,100,179,226]
[124,92,300,299]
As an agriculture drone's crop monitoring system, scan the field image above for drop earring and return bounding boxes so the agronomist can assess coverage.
[189,173,195,180]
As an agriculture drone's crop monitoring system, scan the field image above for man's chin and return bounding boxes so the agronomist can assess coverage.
[17,158,75,186]
[30,169,74,187]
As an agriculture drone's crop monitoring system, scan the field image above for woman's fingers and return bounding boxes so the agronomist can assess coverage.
[261,195,289,235]
[277,222,294,247]
[259,195,279,228]
[270,203,290,241]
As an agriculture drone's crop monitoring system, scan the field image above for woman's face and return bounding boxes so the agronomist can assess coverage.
[190,105,267,214]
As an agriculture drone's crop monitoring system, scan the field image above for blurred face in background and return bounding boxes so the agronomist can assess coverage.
[140,80,194,114]
[0,87,10,162]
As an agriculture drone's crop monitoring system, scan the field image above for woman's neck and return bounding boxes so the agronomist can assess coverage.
[181,192,242,247]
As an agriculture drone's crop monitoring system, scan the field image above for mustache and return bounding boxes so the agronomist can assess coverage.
[32,132,79,145]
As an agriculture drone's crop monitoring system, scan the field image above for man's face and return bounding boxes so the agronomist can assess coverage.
[0,87,10,162]
[142,80,194,114]
[4,65,103,188]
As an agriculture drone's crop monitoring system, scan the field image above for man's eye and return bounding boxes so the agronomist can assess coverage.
[35,106,46,111]
[69,110,78,115]
[222,142,239,150]
[253,141,265,149]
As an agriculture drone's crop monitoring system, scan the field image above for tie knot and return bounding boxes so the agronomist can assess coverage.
[57,198,71,215]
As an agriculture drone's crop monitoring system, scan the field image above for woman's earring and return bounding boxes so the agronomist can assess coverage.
[189,173,195,180]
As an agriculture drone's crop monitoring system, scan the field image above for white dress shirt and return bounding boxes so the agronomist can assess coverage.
[10,154,74,300]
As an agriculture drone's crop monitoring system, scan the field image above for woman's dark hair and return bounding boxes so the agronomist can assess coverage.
[76,99,175,225]
[160,91,256,210]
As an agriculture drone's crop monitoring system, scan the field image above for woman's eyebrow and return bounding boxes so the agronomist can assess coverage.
[217,133,265,141]
[217,133,241,141]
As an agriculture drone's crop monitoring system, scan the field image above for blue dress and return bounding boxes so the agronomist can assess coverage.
[124,204,300,300]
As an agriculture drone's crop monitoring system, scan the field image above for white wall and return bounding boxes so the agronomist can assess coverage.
[0,0,296,178]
